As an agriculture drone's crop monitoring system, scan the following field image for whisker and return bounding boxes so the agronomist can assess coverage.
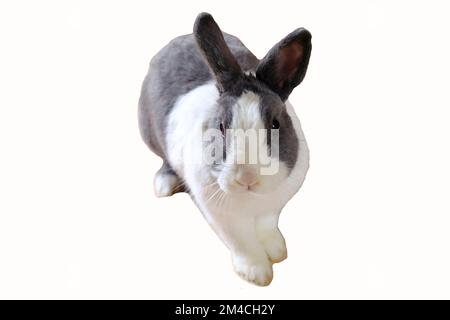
[205,181,218,189]
[218,191,227,209]
[205,186,221,204]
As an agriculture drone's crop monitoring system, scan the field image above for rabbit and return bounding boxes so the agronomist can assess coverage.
[138,12,311,286]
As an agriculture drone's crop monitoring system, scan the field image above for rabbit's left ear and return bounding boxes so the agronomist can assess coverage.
[256,28,312,101]
[194,12,243,93]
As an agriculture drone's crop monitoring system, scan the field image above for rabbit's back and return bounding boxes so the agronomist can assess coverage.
[138,33,258,159]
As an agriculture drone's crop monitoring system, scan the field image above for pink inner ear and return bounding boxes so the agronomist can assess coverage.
[277,42,304,89]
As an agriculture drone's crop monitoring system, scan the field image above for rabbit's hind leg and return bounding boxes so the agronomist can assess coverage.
[153,162,185,197]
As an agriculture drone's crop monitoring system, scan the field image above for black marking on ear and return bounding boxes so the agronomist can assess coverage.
[193,12,243,93]
[256,28,312,101]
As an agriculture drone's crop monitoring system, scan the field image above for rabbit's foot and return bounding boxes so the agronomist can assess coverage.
[153,169,183,197]
[259,229,287,263]
[232,254,273,286]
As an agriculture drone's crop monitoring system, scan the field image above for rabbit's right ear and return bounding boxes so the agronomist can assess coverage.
[194,13,243,93]
[256,28,312,102]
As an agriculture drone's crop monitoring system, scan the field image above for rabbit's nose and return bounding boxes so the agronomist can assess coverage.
[235,167,258,188]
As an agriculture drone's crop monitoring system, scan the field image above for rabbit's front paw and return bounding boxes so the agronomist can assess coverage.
[232,255,273,286]
[153,171,181,197]
[260,230,287,263]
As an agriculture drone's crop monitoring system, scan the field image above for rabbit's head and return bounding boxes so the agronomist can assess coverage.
[195,13,311,195]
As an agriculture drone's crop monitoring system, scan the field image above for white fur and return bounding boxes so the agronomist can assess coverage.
[165,82,309,286]
[233,91,262,129]
[154,171,179,198]
[217,91,276,194]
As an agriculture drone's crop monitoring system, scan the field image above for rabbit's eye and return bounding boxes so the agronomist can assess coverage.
[219,122,225,135]
[272,119,280,129]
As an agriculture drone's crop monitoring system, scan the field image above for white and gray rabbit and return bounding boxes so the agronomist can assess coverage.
[138,12,312,286]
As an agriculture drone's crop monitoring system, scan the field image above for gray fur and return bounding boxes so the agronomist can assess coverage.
[138,12,311,176]
[256,28,312,102]
[138,32,258,159]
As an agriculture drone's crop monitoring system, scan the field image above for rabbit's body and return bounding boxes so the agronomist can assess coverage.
[139,13,312,286]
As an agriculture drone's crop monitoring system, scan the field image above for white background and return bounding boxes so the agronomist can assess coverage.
[0,0,449,299]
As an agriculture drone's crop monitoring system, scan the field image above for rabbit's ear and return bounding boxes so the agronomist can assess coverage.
[256,28,312,101]
[194,13,243,93]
